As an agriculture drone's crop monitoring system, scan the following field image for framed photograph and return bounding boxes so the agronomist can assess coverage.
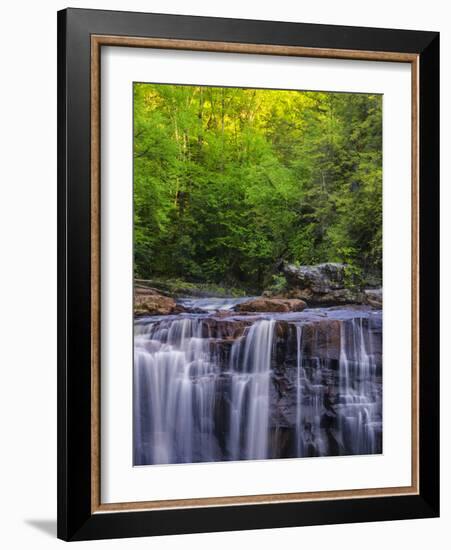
[57,8,439,541]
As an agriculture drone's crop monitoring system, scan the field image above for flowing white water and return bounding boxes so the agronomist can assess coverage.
[228,320,276,460]
[337,317,380,455]
[134,318,219,465]
[134,304,382,465]
[177,296,254,312]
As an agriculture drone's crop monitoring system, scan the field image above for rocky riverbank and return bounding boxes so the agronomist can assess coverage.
[134,262,382,316]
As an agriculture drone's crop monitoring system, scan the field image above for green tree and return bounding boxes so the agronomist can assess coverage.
[133,83,382,292]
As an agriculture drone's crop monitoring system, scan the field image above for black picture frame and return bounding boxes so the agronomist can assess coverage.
[57,7,439,541]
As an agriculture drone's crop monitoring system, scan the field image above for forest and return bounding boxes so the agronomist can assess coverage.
[134,83,382,293]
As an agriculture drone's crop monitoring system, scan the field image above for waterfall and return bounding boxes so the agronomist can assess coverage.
[228,320,275,461]
[134,304,382,465]
[338,317,380,455]
[134,318,219,465]
[289,315,381,458]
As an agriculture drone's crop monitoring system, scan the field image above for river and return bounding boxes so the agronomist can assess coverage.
[133,298,382,465]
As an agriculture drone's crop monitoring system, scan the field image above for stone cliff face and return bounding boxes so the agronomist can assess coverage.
[272,314,382,457]
[208,313,382,459]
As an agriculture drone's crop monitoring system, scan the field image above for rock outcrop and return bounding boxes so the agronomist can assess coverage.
[279,262,382,307]
[282,262,348,292]
[134,286,183,316]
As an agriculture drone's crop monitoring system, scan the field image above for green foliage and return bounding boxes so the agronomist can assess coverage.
[134,84,382,292]
[266,274,289,295]
[343,264,364,291]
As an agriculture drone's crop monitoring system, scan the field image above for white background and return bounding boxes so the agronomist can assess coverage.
[0,0,448,548]
[102,48,412,503]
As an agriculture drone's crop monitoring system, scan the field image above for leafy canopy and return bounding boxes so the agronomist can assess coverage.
[134,84,382,292]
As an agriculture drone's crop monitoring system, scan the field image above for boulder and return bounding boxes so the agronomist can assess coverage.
[234,297,307,313]
[282,262,347,293]
[134,287,178,316]
[278,262,370,306]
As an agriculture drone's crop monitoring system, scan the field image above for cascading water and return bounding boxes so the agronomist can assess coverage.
[134,317,220,465]
[134,303,382,466]
[337,317,381,455]
[177,296,255,312]
[228,320,275,460]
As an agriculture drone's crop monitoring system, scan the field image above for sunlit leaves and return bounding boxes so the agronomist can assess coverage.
[133,83,382,290]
